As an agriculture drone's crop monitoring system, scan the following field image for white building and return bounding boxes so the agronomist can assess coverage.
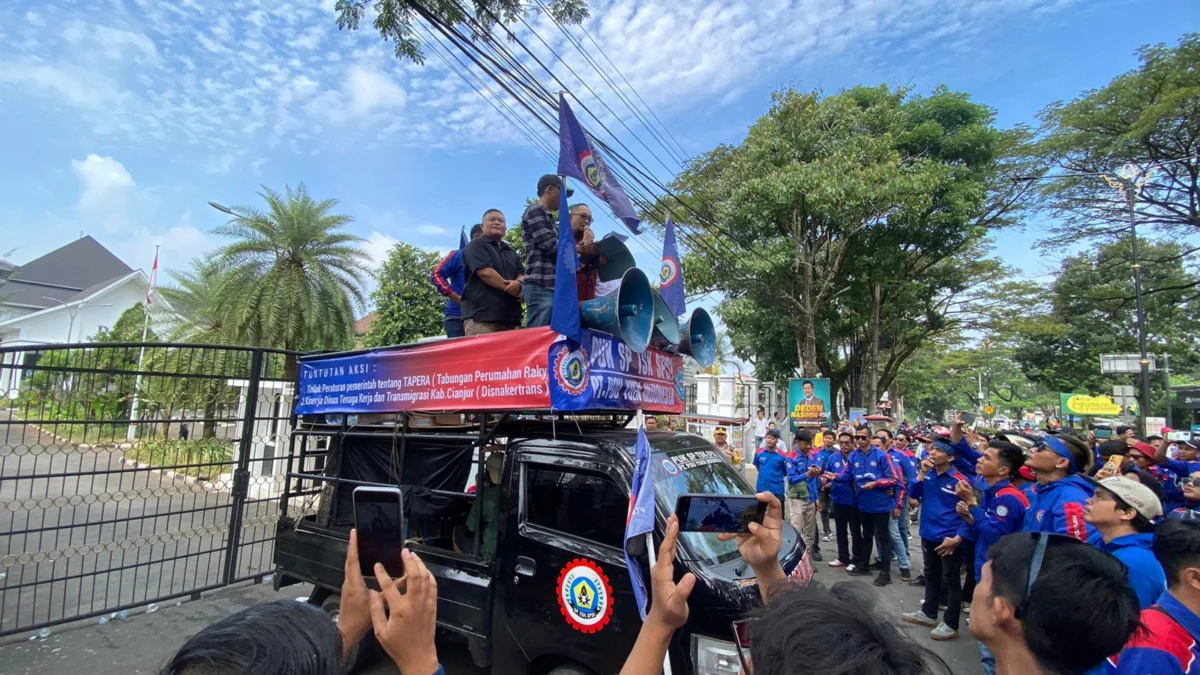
[691,372,788,421]
[0,236,149,394]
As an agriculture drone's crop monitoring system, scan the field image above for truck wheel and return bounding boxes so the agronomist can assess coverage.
[319,593,376,672]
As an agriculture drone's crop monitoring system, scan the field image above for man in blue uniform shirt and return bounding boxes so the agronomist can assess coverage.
[823,431,859,570]
[849,433,900,586]
[753,429,789,506]
[1022,434,1098,542]
[1084,475,1166,609]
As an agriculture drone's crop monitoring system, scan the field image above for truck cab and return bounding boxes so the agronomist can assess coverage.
[273,414,804,675]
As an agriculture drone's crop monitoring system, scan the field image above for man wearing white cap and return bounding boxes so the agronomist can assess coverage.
[1084,475,1167,609]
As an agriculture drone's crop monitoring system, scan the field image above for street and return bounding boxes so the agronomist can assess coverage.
[0,544,981,675]
[0,410,279,636]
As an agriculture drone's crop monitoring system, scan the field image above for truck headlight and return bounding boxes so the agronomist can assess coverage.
[692,634,741,675]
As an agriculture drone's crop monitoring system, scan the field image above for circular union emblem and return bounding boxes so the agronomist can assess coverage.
[579,152,604,190]
[674,369,685,401]
[662,458,680,476]
[553,344,589,396]
[660,257,680,286]
[1036,510,1045,523]
[997,505,1009,517]
[557,558,613,633]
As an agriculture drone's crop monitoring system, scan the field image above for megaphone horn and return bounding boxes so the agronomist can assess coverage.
[678,307,716,368]
[649,288,681,349]
[579,267,654,352]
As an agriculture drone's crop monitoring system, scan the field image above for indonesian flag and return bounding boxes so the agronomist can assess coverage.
[145,248,158,306]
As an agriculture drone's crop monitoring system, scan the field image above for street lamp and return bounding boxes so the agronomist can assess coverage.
[42,297,114,343]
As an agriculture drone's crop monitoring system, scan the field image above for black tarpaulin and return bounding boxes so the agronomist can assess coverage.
[326,434,475,522]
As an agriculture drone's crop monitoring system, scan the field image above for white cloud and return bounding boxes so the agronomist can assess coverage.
[62,21,160,64]
[362,231,398,270]
[416,224,448,236]
[344,64,406,116]
[204,153,237,174]
[72,154,135,210]
[24,11,45,27]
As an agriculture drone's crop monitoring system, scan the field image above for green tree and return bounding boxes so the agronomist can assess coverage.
[97,302,157,343]
[154,259,234,344]
[1035,34,1200,244]
[662,85,1032,414]
[365,242,446,347]
[212,183,369,378]
[334,0,588,64]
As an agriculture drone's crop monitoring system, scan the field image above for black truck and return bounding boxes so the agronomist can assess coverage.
[272,410,803,675]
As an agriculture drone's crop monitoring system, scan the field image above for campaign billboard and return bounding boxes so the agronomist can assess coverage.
[296,327,685,415]
[788,378,831,430]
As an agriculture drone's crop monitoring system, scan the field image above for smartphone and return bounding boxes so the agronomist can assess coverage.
[353,486,407,579]
[959,412,977,426]
[674,493,766,533]
[1094,428,1112,439]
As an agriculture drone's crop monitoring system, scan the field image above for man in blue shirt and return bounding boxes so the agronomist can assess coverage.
[1156,438,1200,487]
[903,439,970,641]
[1084,476,1166,609]
[822,430,859,570]
[429,224,482,338]
[1106,519,1200,674]
[753,429,789,505]
[785,430,823,562]
[1022,434,1098,542]
[849,434,900,587]
[885,429,917,582]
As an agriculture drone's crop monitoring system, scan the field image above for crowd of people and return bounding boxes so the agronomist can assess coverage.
[428,174,623,337]
[748,413,1200,674]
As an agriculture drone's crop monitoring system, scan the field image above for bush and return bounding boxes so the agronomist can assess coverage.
[124,438,234,481]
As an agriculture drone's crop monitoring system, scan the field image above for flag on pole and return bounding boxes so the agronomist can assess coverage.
[659,218,686,318]
[459,226,468,251]
[145,247,159,306]
[557,93,641,235]
[549,184,582,342]
[624,425,656,619]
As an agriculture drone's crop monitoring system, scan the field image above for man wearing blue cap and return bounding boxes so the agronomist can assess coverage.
[903,438,972,641]
[1022,433,1098,542]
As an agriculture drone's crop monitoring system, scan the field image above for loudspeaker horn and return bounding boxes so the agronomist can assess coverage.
[579,267,654,352]
[587,235,636,283]
[649,288,681,349]
[678,307,716,367]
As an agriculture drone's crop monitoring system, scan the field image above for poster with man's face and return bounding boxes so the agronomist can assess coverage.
[788,378,831,431]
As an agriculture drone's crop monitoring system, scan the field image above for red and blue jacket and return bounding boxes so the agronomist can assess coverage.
[849,448,900,514]
[1166,457,1200,478]
[430,249,466,318]
[959,478,1029,582]
[1021,474,1098,542]
[888,447,917,503]
[910,465,970,541]
[1106,592,1200,674]
[1170,502,1200,520]
[822,451,857,507]
[784,450,824,503]
[1148,464,1187,512]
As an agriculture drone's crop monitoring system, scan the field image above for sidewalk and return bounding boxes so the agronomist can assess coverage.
[0,549,982,675]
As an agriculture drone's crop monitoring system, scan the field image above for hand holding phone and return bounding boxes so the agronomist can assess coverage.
[674,494,767,533]
[354,486,407,579]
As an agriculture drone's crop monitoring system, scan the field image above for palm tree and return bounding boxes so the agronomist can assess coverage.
[211,184,369,378]
[154,259,232,343]
[712,332,742,375]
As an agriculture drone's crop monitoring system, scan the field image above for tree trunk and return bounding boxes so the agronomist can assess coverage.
[867,281,881,411]
[203,396,217,439]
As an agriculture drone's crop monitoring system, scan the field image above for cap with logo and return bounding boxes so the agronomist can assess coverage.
[714,427,728,435]
[537,174,574,197]
[1095,475,1164,520]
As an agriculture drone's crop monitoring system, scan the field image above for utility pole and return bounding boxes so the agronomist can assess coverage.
[1164,352,1173,429]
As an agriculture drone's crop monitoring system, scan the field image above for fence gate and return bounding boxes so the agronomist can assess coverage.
[0,342,296,638]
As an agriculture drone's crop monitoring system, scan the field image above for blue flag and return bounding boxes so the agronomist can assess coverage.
[549,184,582,342]
[459,226,468,251]
[557,93,641,235]
[659,218,686,318]
[624,425,656,619]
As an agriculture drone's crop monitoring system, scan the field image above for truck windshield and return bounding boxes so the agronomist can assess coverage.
[651,447,753,565]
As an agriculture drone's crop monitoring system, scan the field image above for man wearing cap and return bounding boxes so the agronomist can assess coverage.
[849,430,901,586]
[815,431,836,541]
[1084,476,1166,609]
[520,174,576,328]
[1126,441,1185,511]
[753,429,789,507]
[785,430,824,562]
[903,438,971,640]
[823,430,859,569]
[1155,436,1200,484]
[713,427,740,474]
[1021,434,1099,542]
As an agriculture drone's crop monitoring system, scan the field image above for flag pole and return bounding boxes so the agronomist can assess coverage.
[636,408,674,675]
[126,245,158,443]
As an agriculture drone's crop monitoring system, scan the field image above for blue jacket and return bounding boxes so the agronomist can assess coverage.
[822,451,857,507]
[754,446,789,497]
[1022,474,1098,542]
[1169,502,1200,520]
[430,249,466,318]
[849,448,900,514]
[1105,592,1200,674]
[785,450,823,503]
[911,465,971,541]
[888,448,917,500]
[960,479,1029,581]
[1103,533,1167,609]
[1147,464,1186,512]
[1166,457,1200,478]
[950,436,981,478]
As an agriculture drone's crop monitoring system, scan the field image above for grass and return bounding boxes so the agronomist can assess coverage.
[123,438,235,481]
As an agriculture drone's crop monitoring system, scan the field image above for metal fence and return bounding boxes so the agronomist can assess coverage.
[0,342,297,638]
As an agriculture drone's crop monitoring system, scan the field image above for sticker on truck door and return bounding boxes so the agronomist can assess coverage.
[557,558,613,633]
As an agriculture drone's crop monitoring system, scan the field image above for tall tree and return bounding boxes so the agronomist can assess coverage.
[334,0,588,63]
[212,184,369,377]
[662,85,1031,415]
[1035,33,1200,244]
[365,242,447,347]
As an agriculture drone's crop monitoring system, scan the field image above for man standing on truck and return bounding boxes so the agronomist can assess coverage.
[520,174,585,328]
[461,209,525,335]
[430,224,483,338]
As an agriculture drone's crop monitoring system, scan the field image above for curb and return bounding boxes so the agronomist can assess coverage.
[116,457,227,492]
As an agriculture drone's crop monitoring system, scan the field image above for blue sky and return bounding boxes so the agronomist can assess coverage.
[0,0,1195,308]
